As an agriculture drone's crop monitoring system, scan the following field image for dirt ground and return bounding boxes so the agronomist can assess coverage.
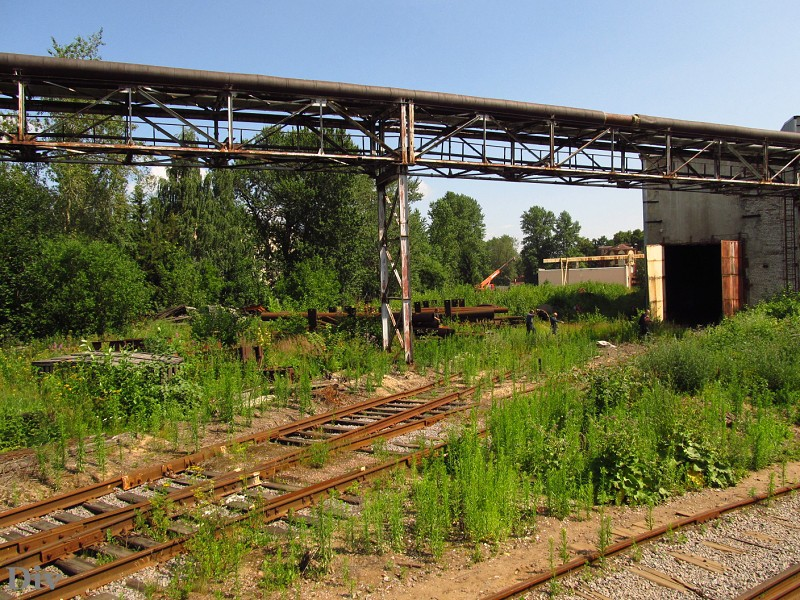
[1,341,797,599]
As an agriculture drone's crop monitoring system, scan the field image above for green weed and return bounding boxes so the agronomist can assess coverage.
[559,527,569,563]
[306,440,331,469]
[597,509,612,558]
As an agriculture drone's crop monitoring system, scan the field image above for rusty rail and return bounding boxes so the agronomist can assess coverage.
[0,376,454,530]
[1,399,470,577]
[0,376,495,584]
[480,482,800,600]
[16,439,448,600]
[734,563,800,599]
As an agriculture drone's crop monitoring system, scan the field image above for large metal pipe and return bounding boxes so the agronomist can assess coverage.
[2,53,800,145]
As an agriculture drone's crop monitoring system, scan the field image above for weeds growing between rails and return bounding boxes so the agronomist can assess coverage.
[249,290,800,596]
[245,292,800,598]
[0,285,630,487]
[3,286,800,597]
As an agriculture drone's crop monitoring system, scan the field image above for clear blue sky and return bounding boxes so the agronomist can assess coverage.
[3,1,799,242]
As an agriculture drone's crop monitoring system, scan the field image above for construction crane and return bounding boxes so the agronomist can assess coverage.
[476,257,517,290]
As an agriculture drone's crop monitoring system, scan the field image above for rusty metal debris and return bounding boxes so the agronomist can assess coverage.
[31,352,183,376]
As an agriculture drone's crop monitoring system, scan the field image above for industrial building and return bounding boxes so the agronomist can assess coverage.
[643,117,800,325]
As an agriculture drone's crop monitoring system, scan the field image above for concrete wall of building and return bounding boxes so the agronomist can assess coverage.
[736,196,791,303]
[643,186,795,305]
[538,266,629,287]
[643,188,743,244]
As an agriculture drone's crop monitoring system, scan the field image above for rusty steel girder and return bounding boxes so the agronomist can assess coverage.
[4,53,800,358]
[2,53,800,194]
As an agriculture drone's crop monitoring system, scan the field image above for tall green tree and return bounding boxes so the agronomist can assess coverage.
[520,206,584,281]
[0,164,56,340]
[46,30,135,245]
[520,205,557,281]
[485,235,520,285]
[48,30,104,60]
[592,235,611,249]
[427,192,488,285]
[143,164,267,308]
[234,129,376,307]
[553,211,582,257]
[409,208,448,291]
[576,236,598,257]
[612,229,644,250]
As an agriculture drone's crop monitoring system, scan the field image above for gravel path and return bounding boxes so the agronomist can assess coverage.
[527,491,800,599]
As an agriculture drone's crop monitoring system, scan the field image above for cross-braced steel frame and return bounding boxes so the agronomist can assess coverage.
[3,53,800,361]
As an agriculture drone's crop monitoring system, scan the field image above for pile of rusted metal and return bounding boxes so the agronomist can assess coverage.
[243,301,511,338]
[32,352,184,376]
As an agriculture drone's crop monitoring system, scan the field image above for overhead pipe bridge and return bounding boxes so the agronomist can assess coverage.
[2,53,800,360]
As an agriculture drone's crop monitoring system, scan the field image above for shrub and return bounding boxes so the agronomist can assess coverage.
[756,288,800,320]
[586,366,648,412]
[189,305,249,346]
[20,236,151,337]
[588,416,664,505]
[668,430,736,489]
[637,336,712,394]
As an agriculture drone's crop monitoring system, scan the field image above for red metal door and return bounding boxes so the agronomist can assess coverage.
[721,240,742,317]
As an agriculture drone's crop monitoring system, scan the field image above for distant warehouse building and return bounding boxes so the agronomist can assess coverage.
[538,245,640,288]
[642,117,799,325]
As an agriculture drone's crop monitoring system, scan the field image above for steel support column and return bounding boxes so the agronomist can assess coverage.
[376,168,413,363]
[397,167,413,363]
[16,79,25,140]
[377,180,391,351]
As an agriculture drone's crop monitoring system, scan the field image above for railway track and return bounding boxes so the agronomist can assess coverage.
[10,443,450,600]
[3,372,796,599]
[0,375,461,530]
[481,482,800,600]
[0,375,496,599]
[735,563,800,599]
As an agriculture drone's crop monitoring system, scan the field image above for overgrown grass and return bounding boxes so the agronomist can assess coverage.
[401,290,800,557]
[58,288,799,594]
[414,281,643,321]
[0,282,639,461]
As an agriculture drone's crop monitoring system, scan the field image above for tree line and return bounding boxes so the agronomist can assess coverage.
[0,32,642,340]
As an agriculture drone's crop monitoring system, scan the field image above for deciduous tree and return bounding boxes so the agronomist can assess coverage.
[144,164,268,308]
[0,164,55,340]
[612,229,644,250]
[553,211,582,257]
[485,235,520,285]
[234,129,376,306]
[520,206,583,281]
[427,192,488,285]
[520,205,557,281]
[46,30,134,245]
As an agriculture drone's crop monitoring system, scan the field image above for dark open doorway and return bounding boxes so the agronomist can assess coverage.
[664,244,722,326]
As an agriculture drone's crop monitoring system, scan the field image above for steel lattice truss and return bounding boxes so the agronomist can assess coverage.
[2,53,800,195]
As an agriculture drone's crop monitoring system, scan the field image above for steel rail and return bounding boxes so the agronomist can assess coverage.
[734,563,800,600]
[0,375,455,529]
[480,481,800,600]
[16,438,450,600]
[0,378,489,572]
[1,399,473,577]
